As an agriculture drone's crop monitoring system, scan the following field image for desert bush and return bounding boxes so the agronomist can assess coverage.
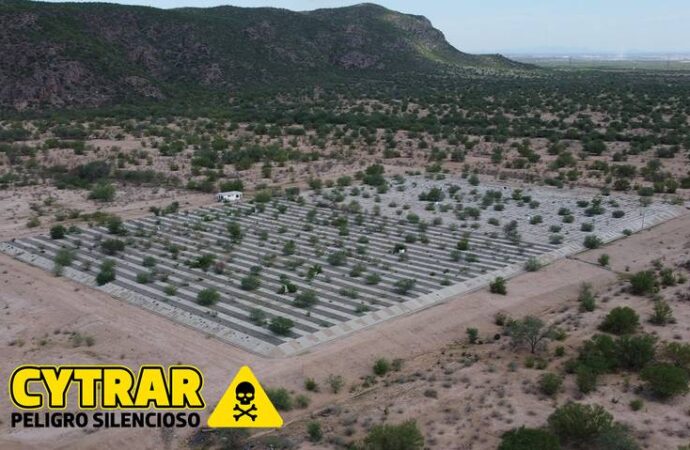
[96,260,116,285]
[599,306,639,335]
[598,254,610,266]
[88,182,116,202]
[240,274,261,291]
[265,387,293,411]
[629,399,643,411]
[50,225,66,239]
[629,270,658,295]
[650,300,674,325]
[490,277,507,295]
[615,334,656,371]
[100,239,125,255]
[327,374,344,393]
[164,285,177,296]
[249,308,266,325]
[327,250,348,266]
[548,402,613,444]
[583,235,603,249]
[136,272,151,284]
[54,248,74,267]
[578,283,596,312]
[659,268,677,287]
[142,256,156,267]
[365,273,381,285]
[373,358,391,376]
[106,215,126,235]
[304,378,318,392]
[197,288,220,306]
[640,363,689,399]
[466,327,479,344]
[394,278,416,295]
[362,420,424,450]
[307,421,322,442]
[294,290,318,308]
[524,257,542,272]
[662,342,690,372]
[576,366,598,393]
[268,317,293,336]
[498,427,560,450]
[539,373,563,397]
[226,221,243,243]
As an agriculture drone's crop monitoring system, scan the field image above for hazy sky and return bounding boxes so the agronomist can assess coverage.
[41,0,690,54]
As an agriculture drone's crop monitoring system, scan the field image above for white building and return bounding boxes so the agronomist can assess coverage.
[216,191,243,203]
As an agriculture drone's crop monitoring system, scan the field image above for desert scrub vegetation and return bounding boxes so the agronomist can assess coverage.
[599,306,640,335]
[197,288,220,306]
[490,276,507,295]
[268,317,293,336]
[96,260,116,285]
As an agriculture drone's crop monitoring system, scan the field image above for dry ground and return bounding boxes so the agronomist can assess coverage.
[0,197,688,449]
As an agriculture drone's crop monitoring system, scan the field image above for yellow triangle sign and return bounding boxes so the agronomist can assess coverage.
[207,365,283,428]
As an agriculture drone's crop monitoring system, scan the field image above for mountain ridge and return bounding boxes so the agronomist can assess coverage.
[0,0,529,111]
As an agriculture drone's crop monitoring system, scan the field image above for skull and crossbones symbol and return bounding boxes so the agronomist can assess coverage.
[233,381,258,421]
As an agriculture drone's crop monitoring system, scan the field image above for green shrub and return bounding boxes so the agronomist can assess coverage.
[466,327,479,344]
[593,425,640,450]
[577,334,618,374]
[524,257,542,272]
[265,387,293,411]
[578,283,596,312]
[490,277,507,295]
[327,374,344,393]
[96,260,116,285]
[365,273,381,285]
[136,272,151,284]
[142,256,156,267]
[294,290,318,308]
[106,215,125,235]
[327,250,347,266]
[629,270,658,295]
[599,307,639,335]
[629,399,643,411]
[576,365,598,393]
[50,225,66,239]
[598,254,610,266]
[307,421,322,442]
[583,235,603,249]
[197,288,220,306]
[249,308,266,325]
[373,358,390,376]
[269,317,293,336]
[640,363,690,399]
[394,278,416,295]
[240,274,261,291]
[362,420,424,450]
[100,239,125,255]
[54,248,74,267]
[548,402,613,444]
[304,378,318,392]
[661,342,690,372]
[498,427,560,450]
[88,182,116,202]
[164,285,177,296]
[539,373,563,397]
[615,334,657,371]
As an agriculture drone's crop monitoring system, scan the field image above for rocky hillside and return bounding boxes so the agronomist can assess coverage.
[0,1,526,111]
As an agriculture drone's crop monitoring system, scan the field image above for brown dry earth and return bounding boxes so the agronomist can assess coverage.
[0,194,688,449]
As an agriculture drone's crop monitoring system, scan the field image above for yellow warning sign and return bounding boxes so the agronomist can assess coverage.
[207,366,283,428]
